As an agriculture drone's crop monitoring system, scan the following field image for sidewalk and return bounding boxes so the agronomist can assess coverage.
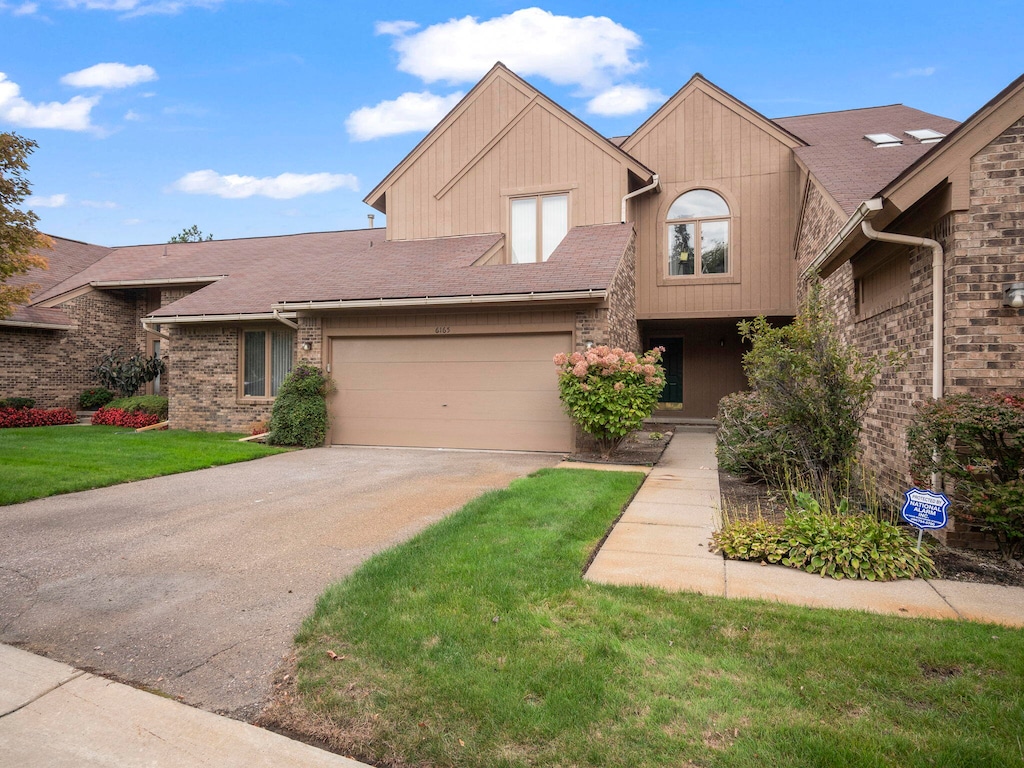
[0,644,368,768]
[584,430,1024,628]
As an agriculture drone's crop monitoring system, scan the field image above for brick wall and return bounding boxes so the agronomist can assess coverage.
[167,324,276,432]
[574,228,640,353]
[0,289,143,408]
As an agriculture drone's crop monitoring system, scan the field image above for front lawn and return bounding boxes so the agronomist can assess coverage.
[273,468,1024,768]
[0,425,287,505]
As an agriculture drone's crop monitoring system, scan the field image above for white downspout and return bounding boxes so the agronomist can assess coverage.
[859,218,945,491]
[621,174,660,223]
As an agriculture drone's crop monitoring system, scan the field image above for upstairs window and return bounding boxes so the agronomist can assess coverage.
[667,190,730,276]
[510,193,568,263]
[242,328,294,398]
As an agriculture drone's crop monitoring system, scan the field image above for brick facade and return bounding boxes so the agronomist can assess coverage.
[0,289,143,408]
[574,228,640,353]
[167,324,279,433]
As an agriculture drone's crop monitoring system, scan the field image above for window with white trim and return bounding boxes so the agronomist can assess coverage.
[667,190,730,276]
[241,329,294,398]
[510,193,568,263]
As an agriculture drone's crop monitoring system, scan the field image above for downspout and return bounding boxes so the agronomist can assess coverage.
[272,309,299,330]
[140,318,170,340]
[859,217,945,491]
[620,174,660,224]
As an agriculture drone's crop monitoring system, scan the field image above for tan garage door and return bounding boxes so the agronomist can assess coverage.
[329,332,572,452]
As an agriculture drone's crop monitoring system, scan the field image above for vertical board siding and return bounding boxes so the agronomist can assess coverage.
[627,87,799,318]
[384,74,629,242]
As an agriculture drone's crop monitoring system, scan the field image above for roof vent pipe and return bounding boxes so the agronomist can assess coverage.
[621,174,660,224]
[860,217,945,492]
[367,213,375,229]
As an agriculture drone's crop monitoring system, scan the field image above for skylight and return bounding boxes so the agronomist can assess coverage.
[905,128,946,144]
[865,132,903,147]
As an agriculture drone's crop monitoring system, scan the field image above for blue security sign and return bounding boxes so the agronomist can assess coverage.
[901,488,950,530]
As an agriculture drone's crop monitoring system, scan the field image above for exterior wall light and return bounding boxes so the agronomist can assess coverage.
[1004,282,1024,309]
[301,341,312,351]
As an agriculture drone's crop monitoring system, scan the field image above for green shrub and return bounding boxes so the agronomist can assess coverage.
[720,279,900,496]
[0,396,35,409]
[712,491,934,581]
[107,395,168,420]
[94,346,165,397]
[268,365,331,448]
[716,391,797,484]
[78,387,114,410]
[554,346,665,458]
[907,393,1024,560]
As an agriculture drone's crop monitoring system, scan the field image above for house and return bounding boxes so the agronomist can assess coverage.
[2,65,1021,519]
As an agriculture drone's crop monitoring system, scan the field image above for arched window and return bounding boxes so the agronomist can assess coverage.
[666,190,730,276]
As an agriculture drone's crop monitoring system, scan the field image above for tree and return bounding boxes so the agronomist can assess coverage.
[168,225,213,243]
[0,132,51,319]
[94,347,165,397]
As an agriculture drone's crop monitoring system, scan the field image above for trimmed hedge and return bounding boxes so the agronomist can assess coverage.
[0,407,78,428]
[79,388,115,410]
[106,395,169,420]
[0,397,36,410]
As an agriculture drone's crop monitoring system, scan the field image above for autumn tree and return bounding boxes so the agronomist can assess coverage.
[168,224,213,243]
[0,132,51,319]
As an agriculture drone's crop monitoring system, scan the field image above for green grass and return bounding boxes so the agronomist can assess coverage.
[290,468,1024,768]
[0,425,287,505]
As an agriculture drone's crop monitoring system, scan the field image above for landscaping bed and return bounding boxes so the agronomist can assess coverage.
[719,469,1024,588]
[565,426,674,465]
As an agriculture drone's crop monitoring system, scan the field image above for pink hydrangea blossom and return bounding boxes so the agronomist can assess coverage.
[572,361,589,377]
[613,381,624,391]
[553,352,568,366]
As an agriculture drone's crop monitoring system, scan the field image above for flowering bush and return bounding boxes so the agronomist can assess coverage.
[91,406,162,429]
[554,345,665,458]
[907,393,1024,560]
[0,406,78,428]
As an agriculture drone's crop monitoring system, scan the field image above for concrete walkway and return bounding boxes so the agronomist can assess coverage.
[0,644,368,767]
[586,430,1024,628]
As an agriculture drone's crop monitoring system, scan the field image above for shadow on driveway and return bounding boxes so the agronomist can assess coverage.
[0,446,557,720]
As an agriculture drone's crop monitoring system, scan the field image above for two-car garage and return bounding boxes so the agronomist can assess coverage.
[327,331,574,452]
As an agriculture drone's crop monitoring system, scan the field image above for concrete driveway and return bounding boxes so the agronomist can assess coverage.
[0,446,557,719]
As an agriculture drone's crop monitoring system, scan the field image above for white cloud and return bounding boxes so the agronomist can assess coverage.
[346,90,464,141]
[382,8,643,90]
[892,66,936,79]
[61,0,224,16]
[375,19,418,36]
[9,2,39,15]
[29,193,68,208]
[587,84,665,116]
[81,199,118,208]
[0,72,98,131]
[124,109,143,121]
[61,62,157,89]
[171,169,359,199]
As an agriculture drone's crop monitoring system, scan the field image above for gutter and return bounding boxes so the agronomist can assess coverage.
[621,174,660,224]
[0,318,75,331]
[272,289,607,312]
[144,312,299,325]
[90,276,226,289]
[272,309,299,330]
[804,198,884,277]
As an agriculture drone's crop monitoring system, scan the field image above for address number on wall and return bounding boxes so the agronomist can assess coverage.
[434,326,451,334]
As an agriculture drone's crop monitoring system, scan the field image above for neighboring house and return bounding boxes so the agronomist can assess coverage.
[2,65,1021,517]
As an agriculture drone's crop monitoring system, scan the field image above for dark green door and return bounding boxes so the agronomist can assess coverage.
[651,337,683,403]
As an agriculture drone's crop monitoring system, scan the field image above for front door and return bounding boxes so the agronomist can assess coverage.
[650,337,683,404]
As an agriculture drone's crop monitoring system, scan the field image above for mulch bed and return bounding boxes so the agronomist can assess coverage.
[718,469,1024,587]
[564,427,675,466]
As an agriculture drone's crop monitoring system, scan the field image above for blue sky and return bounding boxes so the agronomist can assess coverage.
[2,1,1021,246]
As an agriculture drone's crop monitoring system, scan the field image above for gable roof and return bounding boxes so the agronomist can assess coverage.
[3,236,112,329]
[622,73,806,153]
[363,63,653,213]
[775,105,960,215]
